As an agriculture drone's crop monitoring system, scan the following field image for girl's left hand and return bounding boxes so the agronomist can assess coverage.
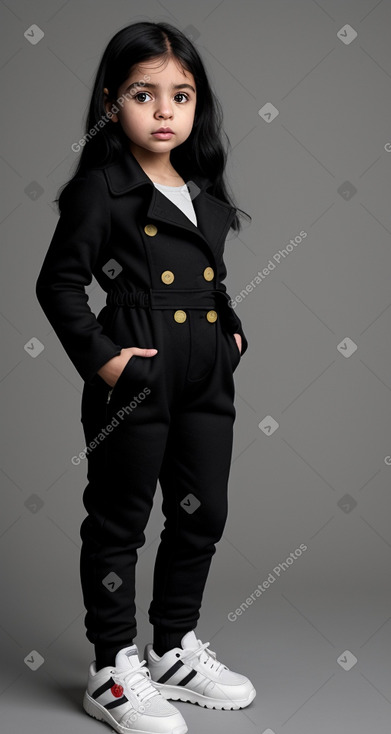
[233,333,242,354]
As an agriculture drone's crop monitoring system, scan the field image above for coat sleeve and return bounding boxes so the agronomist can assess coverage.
[216,249,249,357]
[35,174,123,385]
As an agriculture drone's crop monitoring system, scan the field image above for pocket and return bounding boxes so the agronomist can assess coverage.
[106,355,138,405]
[227,332,241,372]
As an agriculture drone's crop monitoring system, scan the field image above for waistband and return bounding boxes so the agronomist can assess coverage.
[106,287,229,311]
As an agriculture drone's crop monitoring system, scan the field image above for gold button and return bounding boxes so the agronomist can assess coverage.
[161,270,174,285]
[203,267,214,281]
[174,310,187,323]
[144,224,158,236]
[206,310,218,323]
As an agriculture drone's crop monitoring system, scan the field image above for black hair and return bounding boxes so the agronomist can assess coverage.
[55,21,251,232]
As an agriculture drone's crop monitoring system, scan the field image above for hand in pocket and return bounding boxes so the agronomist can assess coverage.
[98,347,158,387]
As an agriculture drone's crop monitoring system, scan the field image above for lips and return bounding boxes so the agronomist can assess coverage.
[152,129,175,139]
[153,128,174,133]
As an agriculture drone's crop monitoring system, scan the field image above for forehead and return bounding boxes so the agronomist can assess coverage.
[123,56,196,89]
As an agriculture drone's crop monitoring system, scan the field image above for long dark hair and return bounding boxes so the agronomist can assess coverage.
[56,21,251,232]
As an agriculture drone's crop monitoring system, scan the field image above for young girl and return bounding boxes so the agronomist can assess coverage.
[36,21,255,734]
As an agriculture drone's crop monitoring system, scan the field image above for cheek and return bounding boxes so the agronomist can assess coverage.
[120,109,142,134]
[181,108,196,130]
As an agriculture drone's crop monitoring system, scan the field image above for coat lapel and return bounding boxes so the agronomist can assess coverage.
[103,149,236,263]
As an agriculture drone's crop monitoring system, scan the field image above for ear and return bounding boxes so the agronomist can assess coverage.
[103,87,119,122]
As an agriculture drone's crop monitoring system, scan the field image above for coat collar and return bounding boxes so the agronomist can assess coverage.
[102,149,236,263]
[103,147,210,195]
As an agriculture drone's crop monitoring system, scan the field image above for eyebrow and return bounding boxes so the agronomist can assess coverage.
[125,81,196,94]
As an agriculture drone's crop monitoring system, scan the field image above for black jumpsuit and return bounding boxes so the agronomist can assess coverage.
[35,150,249,663]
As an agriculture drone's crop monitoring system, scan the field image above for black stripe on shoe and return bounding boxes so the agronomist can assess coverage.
[176,669,198,686]
[156,660,185,683]
[106,696,128,710]
[92,677,115,699]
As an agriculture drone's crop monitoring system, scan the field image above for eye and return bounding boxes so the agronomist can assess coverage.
[174,92,190,103]
[134,92,152,103]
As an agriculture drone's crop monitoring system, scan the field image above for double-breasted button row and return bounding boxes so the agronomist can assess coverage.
[144,224,214,282]
[160,267,214,286]
[143,224,216,324]
[173,309,218,324]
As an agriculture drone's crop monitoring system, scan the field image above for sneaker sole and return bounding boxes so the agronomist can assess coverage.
[150,682,257,710]
[83,690,188,734]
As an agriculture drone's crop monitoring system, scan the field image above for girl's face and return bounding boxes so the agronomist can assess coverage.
[105,56,197,159]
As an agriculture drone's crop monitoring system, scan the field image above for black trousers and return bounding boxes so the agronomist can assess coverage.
[79,307,240,662]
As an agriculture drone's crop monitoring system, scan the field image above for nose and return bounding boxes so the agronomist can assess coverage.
[154,95,173,119]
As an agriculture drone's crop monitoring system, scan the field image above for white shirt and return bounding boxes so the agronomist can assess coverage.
[153,182,198,227]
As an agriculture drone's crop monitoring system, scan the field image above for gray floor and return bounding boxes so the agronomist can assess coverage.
[1,599,390,733]
[1,498,390,734]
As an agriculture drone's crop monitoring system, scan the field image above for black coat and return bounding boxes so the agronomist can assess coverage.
[35,150,248,387]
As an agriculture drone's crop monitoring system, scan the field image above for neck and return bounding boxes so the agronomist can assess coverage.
[129,144,177,179]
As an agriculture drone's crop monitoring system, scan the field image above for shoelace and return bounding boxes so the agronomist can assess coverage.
[180,640,228,675]
[111,658,161,704]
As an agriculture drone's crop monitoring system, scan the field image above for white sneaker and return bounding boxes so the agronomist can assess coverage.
[83,643,188,733]
[144,631,256,710]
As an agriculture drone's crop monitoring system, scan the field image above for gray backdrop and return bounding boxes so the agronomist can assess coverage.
[1,1,391,732]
